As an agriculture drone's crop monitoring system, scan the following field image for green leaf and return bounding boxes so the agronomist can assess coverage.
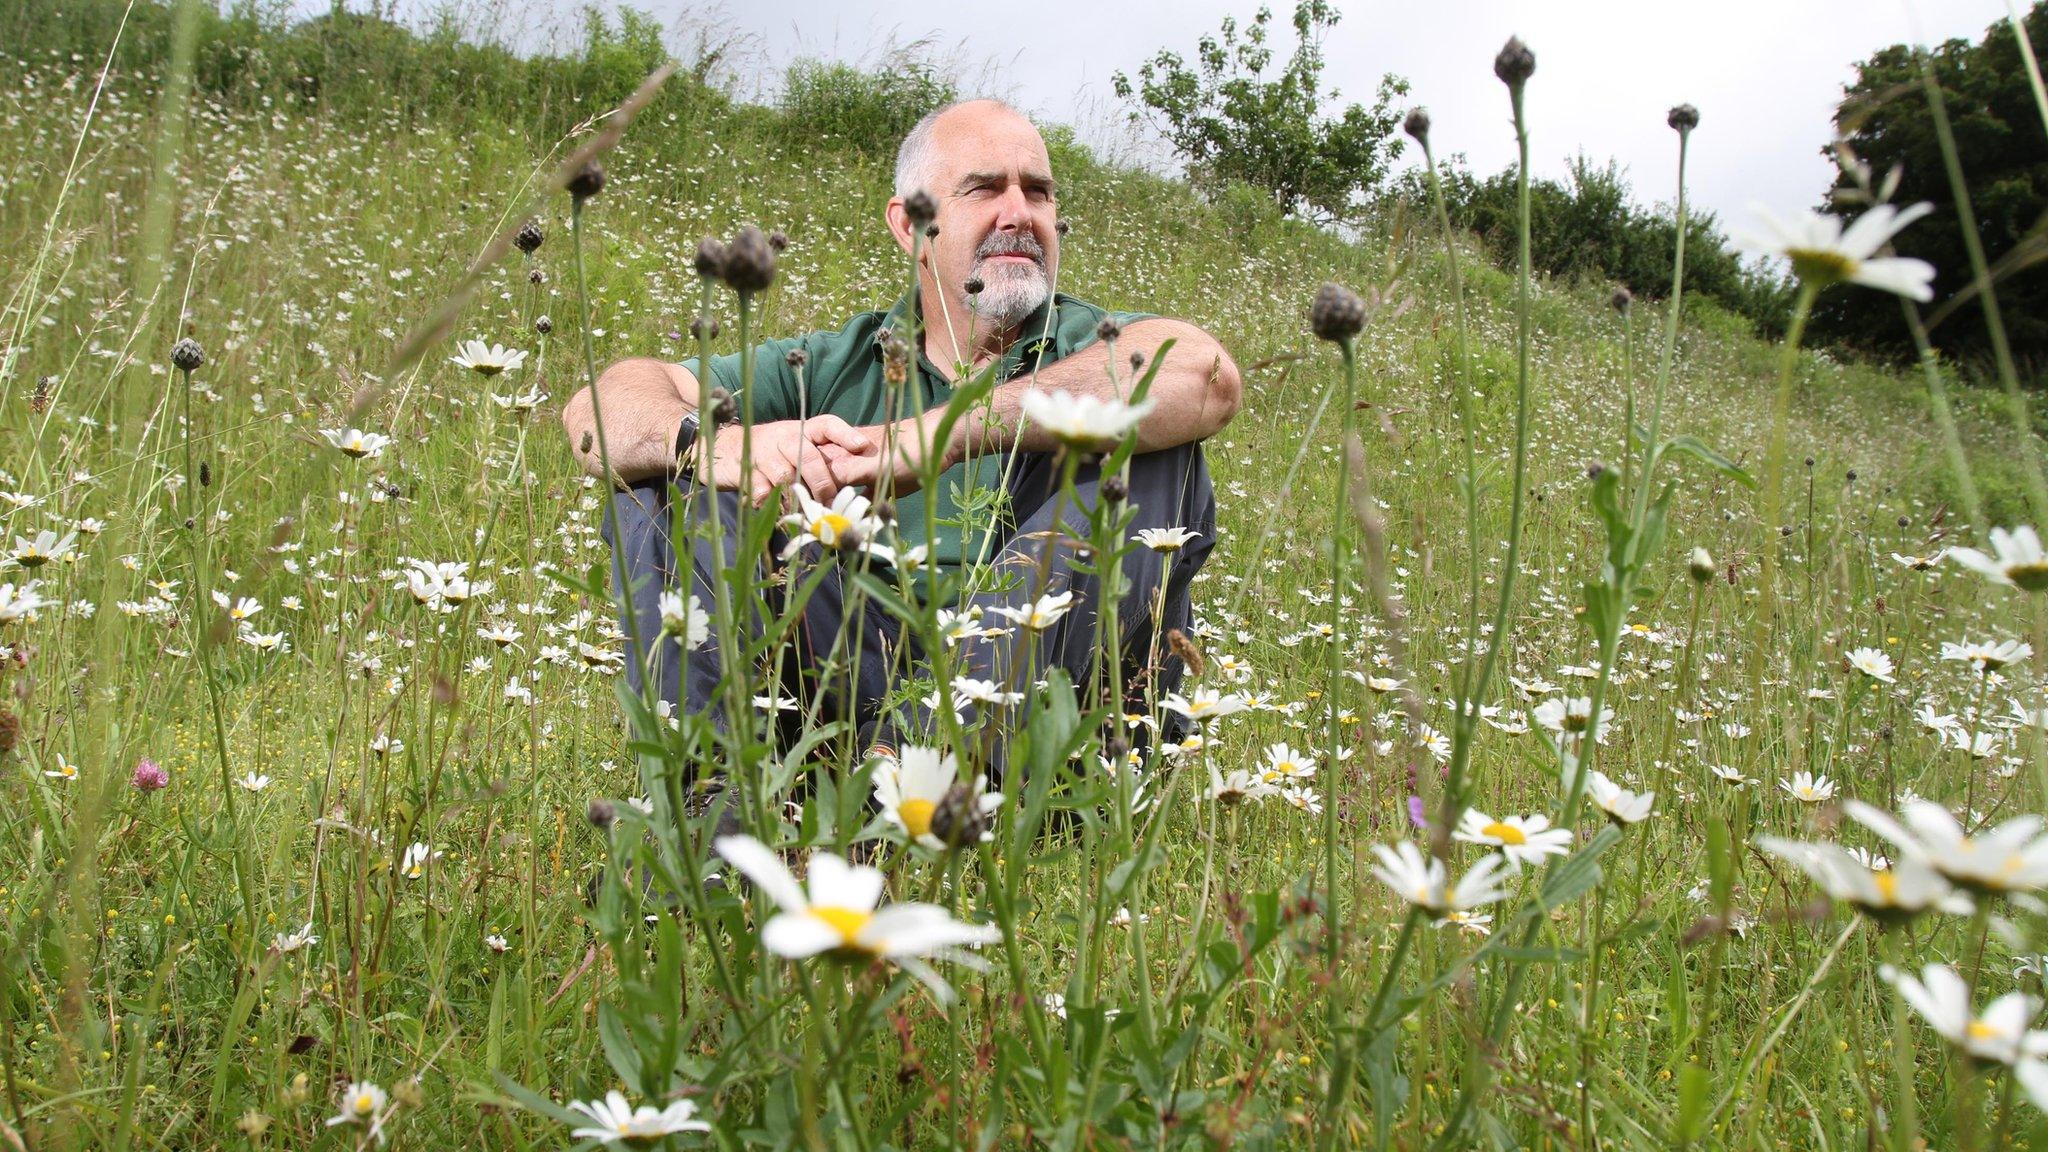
[1663,434,1756,488]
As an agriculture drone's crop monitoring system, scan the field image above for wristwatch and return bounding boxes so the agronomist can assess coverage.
[672,410,701,476]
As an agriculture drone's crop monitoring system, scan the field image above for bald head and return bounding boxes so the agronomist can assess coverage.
[894,99,1042,199]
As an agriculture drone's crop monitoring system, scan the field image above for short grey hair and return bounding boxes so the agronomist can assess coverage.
[893,98,1027,199]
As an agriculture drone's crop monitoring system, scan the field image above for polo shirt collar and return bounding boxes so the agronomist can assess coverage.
[878,289,1065,380]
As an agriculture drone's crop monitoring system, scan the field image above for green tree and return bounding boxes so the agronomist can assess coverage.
[1809,2,2048,361]
[1112,0,1408,224]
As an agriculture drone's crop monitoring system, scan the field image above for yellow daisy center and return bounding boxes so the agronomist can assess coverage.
[352,1093,379,1116]
[811,905,873,946]
[1873,871,1898,904]
[813,512,852,542]
[1967,1019,2004,1041]
[898,798,937,839]
[1481,821,1526,845]
[1787,247,1856,287]
[2010,561,2048,592]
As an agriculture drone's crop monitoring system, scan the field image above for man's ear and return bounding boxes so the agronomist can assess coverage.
[883,199,915,254]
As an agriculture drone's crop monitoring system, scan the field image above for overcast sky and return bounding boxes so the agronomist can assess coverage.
[638,0,2019,257]
[321,0,2024,255]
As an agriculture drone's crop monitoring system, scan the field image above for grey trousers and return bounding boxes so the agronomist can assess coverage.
[602,441,1217,756]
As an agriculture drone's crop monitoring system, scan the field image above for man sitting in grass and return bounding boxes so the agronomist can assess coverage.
[562,98,1241,774]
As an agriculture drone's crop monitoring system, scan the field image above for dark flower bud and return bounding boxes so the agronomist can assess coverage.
[1309,283,1366,342]
[534,315,552,335]
[963,277,984,296]
[693,236,727,280]
[1610,286,1633,312]
[1805,456,1815,468]
[929,783,988,849]
[1403,107,1431,144]
[707,387,737,425]
[1129,351,1144,372]
[1688,547,1716,583]
[1054,218,1071,236]
[720,225,777,294]
[924,224,939,240]
[1845,469,1858,483]
[528,268,547,285]
[1096,317,1122,342]
[1897,515,1910,528]
[566,162,606,202]
[767,230,789,253]
[171,337,205,374]
[514,220,544,254]
[785,348,808,369]
[1586,462,1606,480]
[1780,524,1795,537]
[1667,104,1700,134]
[690,315,720,341]
[1494,37,1535,89]
[871,499,895,524]
[586,798,616,829]
[1101,476,1128,504]
[903,190,938,230]
[199,461,212,487]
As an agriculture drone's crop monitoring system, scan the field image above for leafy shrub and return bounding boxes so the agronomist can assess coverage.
[1113,0,1408,224]
[777,54,955,156]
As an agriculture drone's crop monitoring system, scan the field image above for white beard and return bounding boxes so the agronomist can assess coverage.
[967,260,1050,329]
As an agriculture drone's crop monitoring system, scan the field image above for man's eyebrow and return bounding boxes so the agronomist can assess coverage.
[953,170,1058,193]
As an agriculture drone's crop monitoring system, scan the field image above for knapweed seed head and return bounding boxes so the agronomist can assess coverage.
[767,229,789,253]
[785,348,808,369]
[1096,317,1122,342]
[1310,283,1366,343]
[1494,37,1535,89]
[171,337,205,374]
[904,190,938,231]
[528,267,546,285]
[1101,475,1129,504]
[930,782,990,849]
[534,315,552,335]
[1610,286,1633,312]
[1689,546,1716,583]
[720,225,777,294]
[514,220,544,254]
[963,276,984,296]
[586,798,616,829]
[1055,218,1071,237]
[567,162,606,202]
[1403,107,1431,144]
[1667,104,1700,134]
[690,316,719,342]
[693,236,727,280]
[706,387,736,426]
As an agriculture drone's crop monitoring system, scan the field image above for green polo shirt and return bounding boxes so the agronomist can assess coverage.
[685,291,1151,604]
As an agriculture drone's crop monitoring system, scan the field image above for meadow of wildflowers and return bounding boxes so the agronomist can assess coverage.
[8,14,2048,1152]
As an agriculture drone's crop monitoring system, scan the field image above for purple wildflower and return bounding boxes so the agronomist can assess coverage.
[131,758,169,792]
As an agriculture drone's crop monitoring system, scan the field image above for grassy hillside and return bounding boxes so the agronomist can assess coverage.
[5,16,2048,1151]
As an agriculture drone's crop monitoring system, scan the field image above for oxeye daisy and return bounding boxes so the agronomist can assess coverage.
[1161,687,1249,725]
[1757,836,1967,923]
[1453,810,1573,871]
[10,530,76,568]
[780,486,882,558]
[712,835,1001,1002]
[1742,201,1936,300]
[1941,638,2032,674]
[0,581,50,623]
[657,591,709,649]
[326,1081,391,1144]
[1018,388,1155,448]
[1779,771,1837,804]
[1135,526,1200,553]
[1883,964,2048,1083]
[448,339,528,376]
[566,1091,713,1145]
[987,590,1075,632]
[1585,770,1654,826]
[1531,695,1612,738]
[1948,526,2048,592]
[1258,742,1317,785]
[1847,799,2048,896]
[873,746,1001,851]
[1845,646,1895,683]
[1370,840,1513,913]
[320,427,391,459]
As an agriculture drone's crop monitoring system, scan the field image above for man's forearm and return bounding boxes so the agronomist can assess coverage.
[951,318,1242,460]
[562,358,700,483]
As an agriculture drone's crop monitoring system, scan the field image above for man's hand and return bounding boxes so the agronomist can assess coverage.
[698,416,876,505]
[832,411,961,497]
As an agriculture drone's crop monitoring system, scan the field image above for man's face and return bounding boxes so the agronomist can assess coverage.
[897,103,1060,333]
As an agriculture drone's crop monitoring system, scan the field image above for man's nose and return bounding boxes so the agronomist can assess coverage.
[993,184,1035,229]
